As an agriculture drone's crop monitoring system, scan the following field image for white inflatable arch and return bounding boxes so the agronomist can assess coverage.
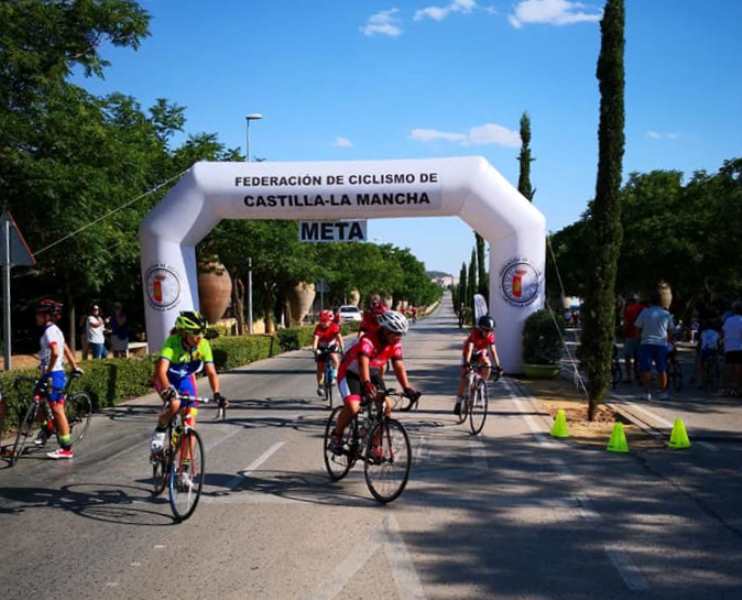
[139,157,545,371]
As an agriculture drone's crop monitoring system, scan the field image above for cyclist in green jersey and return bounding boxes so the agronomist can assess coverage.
[150,311,225,454]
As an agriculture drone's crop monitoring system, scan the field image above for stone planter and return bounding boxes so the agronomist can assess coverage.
[198,261,232,324]
[522,363,560,379]
[287,282,316,326]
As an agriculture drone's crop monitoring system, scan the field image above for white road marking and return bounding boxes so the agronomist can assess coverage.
[503,378,652,593]
[468,437,488,470]
[698,441,718,452]
[130,562,141,567]
[383,514,427,600]
[154,544,166,549]
[204,427,244,452]
[413,434,429,462]
[222,441,286,490]
[105,582,119,587]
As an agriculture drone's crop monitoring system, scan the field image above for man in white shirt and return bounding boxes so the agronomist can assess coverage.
[634,291,675,400]
[722,301,742,396]
[86,304,107,359]
[36,299,82,459]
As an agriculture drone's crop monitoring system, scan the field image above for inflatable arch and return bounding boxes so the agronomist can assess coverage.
[139,157,546,371]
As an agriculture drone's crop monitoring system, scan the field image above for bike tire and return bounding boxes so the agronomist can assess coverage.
[152,450,168,496]
[364,418,411,504]
[456,391,469,425]
[325,379,333,410]
[66,392,92,446]
[10,402,37,466]
[323,406,354,481]
[469,381,488,436]
[168,429,205,522]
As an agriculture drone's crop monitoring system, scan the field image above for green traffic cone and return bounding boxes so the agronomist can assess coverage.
[668,418,691,449]
[606,422,630,453]
[550,408,570,439]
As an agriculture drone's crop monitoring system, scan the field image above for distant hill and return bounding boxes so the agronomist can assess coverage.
[426,270,453,279]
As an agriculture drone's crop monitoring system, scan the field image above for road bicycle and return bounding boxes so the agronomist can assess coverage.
[457,362,498,435]
[315,346,341,409]
[151,393,216,522]
[700,350,721,393]
[9,371,91,466]
[323,387,417,504]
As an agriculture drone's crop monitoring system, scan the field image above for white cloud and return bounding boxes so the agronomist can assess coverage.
[361,8,403,37]
[410,122,520,148]
[334,136,353,148]
[415,0,477,22]
[647,130,679,141]
[509,0,602,28]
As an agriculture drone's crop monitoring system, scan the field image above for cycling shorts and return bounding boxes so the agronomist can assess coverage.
[315,343,339,360]
[462,350,491,368]
[39,371,67,404]
[338,370,384,408]
[154,374,199,408]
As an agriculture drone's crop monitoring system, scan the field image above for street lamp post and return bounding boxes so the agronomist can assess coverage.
[245,113,263,162]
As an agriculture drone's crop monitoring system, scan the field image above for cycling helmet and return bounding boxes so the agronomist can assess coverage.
[477,315,495,331]
[175,310,208,334]
[377,310,408,335]
[36,298,63,319]
[319,309,333,323]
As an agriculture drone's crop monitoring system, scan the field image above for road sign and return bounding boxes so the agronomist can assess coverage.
[299,220,367,243]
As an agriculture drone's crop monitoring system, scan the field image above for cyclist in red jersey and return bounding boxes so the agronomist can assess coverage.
[358,293,388,339]
[455,315,502,416]
[312,310,344,396]
[330,311,419,451]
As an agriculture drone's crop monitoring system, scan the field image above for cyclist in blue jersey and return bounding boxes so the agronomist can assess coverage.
[150,311,225,454]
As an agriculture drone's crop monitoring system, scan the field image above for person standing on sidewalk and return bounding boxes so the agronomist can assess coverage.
[108,302,129,358]
[86,304,107,359]
[721,301,742,397]
[634,290,675,400]
[622,293,645,383]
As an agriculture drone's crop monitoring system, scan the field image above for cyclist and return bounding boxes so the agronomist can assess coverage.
[358,294,388,339]
[454,315,503,416]
[312,310,344,396]
[330,310,418,452]
[34,299,83,459]
[149,311,225,467]
[697,320,721,388]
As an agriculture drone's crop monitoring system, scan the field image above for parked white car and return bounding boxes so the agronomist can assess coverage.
[337,305,362,322]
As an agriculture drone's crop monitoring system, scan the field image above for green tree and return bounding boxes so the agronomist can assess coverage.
[581,0,625,421]
[475,233,488,301]
[458,262,468,314]
[517,112,535,202]
[467,249,477,315]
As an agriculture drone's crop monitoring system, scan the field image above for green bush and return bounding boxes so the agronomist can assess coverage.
[522,309,566,365]
[211,334,278,371]
[277,326,316,351]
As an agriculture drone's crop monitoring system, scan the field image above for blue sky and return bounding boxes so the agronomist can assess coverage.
[73,0,742,276]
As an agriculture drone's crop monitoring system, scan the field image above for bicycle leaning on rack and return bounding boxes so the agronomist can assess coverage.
[323,387,418,503]
[151,393,217,522]
[456,362,499,435]
[9,371,91,466]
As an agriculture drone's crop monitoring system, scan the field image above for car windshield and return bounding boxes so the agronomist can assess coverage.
[340,307,359,313]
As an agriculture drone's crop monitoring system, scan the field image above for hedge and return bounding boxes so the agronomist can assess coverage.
[1,325,354,434]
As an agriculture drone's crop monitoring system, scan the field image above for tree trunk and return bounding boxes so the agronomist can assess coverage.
[232,275,245,335]
[262,283,275,334]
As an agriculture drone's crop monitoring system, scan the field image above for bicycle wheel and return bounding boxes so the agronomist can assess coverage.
[456,389,470,424]
[10,402,37,466]
[168,429,205,521]
[152,449,168,496]
[323,406,354,481]
[469,381,488,435]
[324,376,333,410]
[65,392,92,446]
[364,418,411,504]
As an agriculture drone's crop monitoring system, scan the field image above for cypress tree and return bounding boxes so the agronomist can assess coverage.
[581,0,625,421]
[458,262,467,313]
[475,233,488,301]
[467,248,477,316]
[518,112,535,202]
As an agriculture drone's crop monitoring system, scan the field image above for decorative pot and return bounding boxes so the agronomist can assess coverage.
[522,363,560,379]
[287,282,316,326]
[349,289,360,306]
[198,261,232,324]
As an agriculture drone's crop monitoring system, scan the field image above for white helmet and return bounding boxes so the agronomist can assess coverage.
[377,310,409,335]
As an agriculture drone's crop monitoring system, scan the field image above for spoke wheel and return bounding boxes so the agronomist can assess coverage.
[168,429,205,522]
[323,406,355,481]
[65,392,92,446]
[10,402,37,466]
[456,390,469,424]
[152,450,168,496]
[364,418,411,504]
[324,372,333,409]
[469,381,488,435]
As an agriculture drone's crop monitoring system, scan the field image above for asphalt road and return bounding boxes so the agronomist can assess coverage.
[2,295,741,599]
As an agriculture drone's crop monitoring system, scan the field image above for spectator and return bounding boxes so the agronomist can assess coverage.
[109,302,129,358]
[622,293,645,383]
[86,304,107,359]
[635,290,675,401]
[696,319,721,388]
[722,301,742,397]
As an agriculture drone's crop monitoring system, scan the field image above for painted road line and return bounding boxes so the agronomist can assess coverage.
[468,437,488,470]
[383,514,427,600]
[504,378,652,593]
[698,441,719,452]
[203,426,244,453]
[222,441,286,490]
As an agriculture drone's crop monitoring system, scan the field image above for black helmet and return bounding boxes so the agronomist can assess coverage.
[477,315,495,331]
[36,298,63,319]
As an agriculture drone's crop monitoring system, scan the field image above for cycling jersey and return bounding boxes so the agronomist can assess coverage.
[158,335,214,397]
[338,333,402,380]
[314,322,341,345]
[39,323,65,373]
[463,329,495,357]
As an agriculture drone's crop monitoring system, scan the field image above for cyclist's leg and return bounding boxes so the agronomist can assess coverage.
[316,357,325,386]
[638,344,653,394]
[46,372,73,456]
[478,354,492,380]
[655,346,669,393]
[335,374,362,439]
